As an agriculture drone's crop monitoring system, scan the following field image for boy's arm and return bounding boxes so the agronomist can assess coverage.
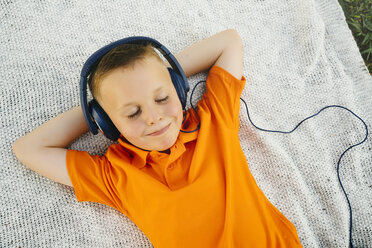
[12,106,89,187]
[167,29,243,80]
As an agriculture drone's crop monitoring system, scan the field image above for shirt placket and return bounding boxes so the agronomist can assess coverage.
[165,142,187,190]
[146,151,170,185]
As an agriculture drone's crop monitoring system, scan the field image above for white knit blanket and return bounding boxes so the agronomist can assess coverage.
[2,0,371,247]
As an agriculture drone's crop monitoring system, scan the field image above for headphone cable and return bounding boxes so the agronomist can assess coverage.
[181,78,368,247]
[240,99,369,248]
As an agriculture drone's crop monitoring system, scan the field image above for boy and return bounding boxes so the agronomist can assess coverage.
[13,29,302,247]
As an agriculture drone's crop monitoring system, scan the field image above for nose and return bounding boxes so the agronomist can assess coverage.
[144,105,163,126]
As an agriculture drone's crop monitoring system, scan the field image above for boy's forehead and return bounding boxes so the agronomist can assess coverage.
[99,58,171,108]
[119,85,168,108]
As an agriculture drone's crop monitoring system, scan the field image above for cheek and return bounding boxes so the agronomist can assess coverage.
[113,118,144,139]
[166,97,183,120]
[123,123,144,137]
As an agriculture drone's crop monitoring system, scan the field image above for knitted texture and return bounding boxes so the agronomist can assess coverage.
[1,0,371,247]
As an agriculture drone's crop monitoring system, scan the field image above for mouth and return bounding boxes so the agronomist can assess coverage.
[147,123,171,136]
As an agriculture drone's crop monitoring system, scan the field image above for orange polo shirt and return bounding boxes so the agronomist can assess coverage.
[66,66,302,247]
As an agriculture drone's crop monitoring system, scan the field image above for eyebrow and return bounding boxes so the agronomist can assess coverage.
[120,86,166,109]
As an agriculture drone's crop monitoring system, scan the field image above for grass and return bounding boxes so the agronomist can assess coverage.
[338,0,372,76]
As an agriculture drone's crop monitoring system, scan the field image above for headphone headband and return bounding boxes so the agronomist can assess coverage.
[79,36,189,137]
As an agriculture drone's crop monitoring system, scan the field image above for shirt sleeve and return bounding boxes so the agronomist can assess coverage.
[66,149,120,211]
[198,65,246,130]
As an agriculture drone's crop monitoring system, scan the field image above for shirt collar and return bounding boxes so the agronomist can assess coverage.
[118,108,199,169]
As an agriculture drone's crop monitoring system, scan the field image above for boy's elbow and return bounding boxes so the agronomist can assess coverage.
[13,138,30,167]
[226,29,242,43]
[214,29,243,79]
[231,30,243,54]
[13,139,24,163]
[13,139,19,157]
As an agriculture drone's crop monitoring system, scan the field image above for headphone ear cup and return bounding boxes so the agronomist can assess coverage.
[89,99,121,141]
[168,68,187,109]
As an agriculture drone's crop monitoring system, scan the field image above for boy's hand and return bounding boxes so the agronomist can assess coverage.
[169,29,243,79]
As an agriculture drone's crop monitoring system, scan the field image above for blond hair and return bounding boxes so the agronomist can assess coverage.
[88,43,163,101]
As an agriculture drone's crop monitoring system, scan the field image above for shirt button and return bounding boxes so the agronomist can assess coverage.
[168,164,174,170]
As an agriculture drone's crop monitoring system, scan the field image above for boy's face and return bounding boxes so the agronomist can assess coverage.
[98,56,184,152]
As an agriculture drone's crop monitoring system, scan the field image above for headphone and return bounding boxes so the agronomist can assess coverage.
[80,37,190,141]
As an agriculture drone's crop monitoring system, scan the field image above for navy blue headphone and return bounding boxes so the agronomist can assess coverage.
[80,36,190,141]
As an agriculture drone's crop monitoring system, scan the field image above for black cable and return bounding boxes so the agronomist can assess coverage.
[240,99,369,248]
[182,78,369,247]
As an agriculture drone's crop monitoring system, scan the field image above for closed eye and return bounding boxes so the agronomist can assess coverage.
[127,96,169,119]
[156,96,169,103]
[128,109,141,119]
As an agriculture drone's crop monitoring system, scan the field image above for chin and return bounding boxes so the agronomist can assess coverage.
[155,128,179,151]
[131,119,181,152]
[156,135,177,151]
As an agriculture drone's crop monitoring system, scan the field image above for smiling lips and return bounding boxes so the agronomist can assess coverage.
[147,123,171,136]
